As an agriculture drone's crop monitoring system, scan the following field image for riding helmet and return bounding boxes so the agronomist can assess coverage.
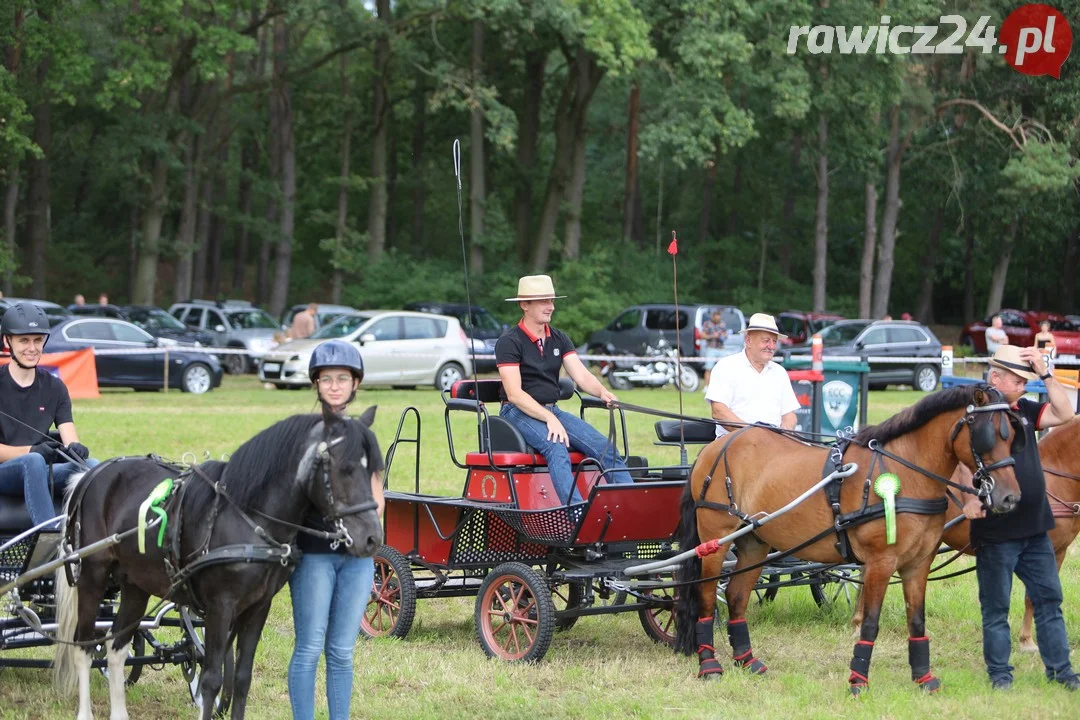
[308,340,364,383]
[1,303,51,349]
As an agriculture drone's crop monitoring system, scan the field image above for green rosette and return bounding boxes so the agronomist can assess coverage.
[873,472,901,545]
[138,477,174,554]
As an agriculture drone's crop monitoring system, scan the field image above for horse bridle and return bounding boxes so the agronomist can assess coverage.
[312,435,379,550]
[950,401,1019,507]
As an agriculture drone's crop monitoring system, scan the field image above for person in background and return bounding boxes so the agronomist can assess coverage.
[72,294,85,307]
[900,312,912,321]
[1033,320,1055,352]
[288,340,384,720]
[290,303,318,340]
[985,314,1009,355]
[700,309,729,386]
[98,293,108,306]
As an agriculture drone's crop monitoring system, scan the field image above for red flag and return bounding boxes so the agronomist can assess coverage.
[667,232,678,256]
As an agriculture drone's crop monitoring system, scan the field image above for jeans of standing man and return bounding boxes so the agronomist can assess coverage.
[288,552,375,720]
[499,403,633,504]
[0,454,101,526]
[975,532,1076,684]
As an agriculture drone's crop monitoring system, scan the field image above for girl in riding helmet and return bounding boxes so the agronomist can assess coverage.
[288,340,384,720]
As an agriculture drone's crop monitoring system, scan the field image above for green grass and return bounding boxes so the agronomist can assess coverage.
[2,377,1078,719]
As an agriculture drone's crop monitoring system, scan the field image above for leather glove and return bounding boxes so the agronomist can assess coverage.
[29,439,63,463]
[66,442,90,461]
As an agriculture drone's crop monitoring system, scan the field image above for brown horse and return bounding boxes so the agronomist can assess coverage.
[935,416,1079,651]
[674,385,1023,695]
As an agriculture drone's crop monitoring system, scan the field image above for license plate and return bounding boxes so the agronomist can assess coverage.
[262,362,281,373]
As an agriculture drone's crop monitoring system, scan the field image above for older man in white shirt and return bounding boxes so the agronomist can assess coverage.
[705,312,800,438]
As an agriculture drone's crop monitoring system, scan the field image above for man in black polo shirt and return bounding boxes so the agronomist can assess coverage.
[0,303,99,526]
[961,345,1077,691]
[495,275,632,504]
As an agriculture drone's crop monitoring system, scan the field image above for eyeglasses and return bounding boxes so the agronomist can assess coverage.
[317,375,355,388]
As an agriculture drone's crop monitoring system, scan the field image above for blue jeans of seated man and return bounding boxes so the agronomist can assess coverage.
[0,454,101,525]
[975,533,1075,684]
[288,552,375,720]
[500,403,633,504]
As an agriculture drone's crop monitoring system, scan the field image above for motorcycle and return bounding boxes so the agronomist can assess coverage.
[598,334,700,393]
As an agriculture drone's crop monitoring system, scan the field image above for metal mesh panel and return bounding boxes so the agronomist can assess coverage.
[492,505,586,546]
[0,535,33,582]
[450,510,548,565]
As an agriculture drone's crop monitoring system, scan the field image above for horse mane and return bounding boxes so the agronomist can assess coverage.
[852,384,990,447]
[185,413,377,511]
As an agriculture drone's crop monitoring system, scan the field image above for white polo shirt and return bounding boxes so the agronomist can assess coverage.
[704,349,801,437]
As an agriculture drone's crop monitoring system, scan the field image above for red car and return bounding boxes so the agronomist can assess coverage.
[775,311,845,346]
[960,310,1080,355]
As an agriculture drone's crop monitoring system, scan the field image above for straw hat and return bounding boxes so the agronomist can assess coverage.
[505,275,566,302]
[745,312,787,339]
[988,345,1038,381]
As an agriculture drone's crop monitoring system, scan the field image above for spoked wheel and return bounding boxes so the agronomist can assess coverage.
[179,611,230,717]
[550,578,584,631]
[607,372,633,391]
[637,577,677,647]
[475,562,555,662]
[810,566,861,608]
[678,366,700,393]
[359,546,417,639]
[96,630,146,686]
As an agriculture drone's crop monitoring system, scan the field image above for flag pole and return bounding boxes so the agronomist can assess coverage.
[667,231,687,465]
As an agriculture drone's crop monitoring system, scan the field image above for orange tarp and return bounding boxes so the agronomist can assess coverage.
[0,348,100,399]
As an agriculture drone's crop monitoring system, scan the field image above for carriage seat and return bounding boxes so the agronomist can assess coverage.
[451,378,588,467]
[0,495,64,533]
[654,420,716,444]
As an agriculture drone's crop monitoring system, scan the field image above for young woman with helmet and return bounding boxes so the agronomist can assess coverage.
[287,339,384,720]
[0,303,100,526]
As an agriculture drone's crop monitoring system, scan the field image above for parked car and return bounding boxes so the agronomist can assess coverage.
[0,297,69,320]
[280,303,362,333]
[43,317,223,394]
[585,304,746,372]
[403,301,506,373]
[775,310,844,346]
[783,319,942,391]
[961,310,1080,355]
[68,304,212,346]
[259,310,472,390]
[168,299,280,375]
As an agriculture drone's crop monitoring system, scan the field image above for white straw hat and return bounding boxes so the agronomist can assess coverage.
[505,275,566,302]
[745,312,787,338]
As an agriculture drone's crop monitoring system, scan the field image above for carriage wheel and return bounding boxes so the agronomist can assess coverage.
[550,578,583,631]
[359,546,417,639]
[180,617,230,717]
[637,579,677,647]
[810,566,860,609]
[475,562,555,662]
[97,630,146,686]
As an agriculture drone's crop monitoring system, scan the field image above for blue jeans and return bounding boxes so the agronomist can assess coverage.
[500,404,632,504]
[0,454,100,525]
[975,533,1075,683]
[288,552,375,720]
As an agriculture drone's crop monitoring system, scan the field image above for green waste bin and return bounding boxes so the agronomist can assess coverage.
[783,359,871,436]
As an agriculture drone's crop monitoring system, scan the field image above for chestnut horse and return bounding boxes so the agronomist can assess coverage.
[674,385,1023,695]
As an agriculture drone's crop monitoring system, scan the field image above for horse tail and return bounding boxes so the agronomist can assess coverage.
[52,533,80,696]
[674,468,702,656]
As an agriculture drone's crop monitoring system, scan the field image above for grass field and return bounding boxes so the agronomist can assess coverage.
[2,377,1078,719]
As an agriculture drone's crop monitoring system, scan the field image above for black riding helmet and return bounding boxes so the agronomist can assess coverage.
[1,303,51,353]
[308,340,364,383]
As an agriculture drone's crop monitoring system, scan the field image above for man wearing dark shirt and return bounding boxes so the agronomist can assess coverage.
[495,275,632,504]
[961,345,1077,691]
[0,304,98,526]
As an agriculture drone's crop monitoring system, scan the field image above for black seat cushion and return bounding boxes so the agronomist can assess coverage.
[482,416,531,454]
[0,496,64,532]
[654,420,716,444]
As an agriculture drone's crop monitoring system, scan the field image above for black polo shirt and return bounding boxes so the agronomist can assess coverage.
[495,320,576,405]
[971,397,1054,546]
[0,365,74,446]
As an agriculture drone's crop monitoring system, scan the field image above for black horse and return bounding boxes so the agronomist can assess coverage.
[53,406,383,720]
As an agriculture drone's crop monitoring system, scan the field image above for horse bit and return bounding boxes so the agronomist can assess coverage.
[951,401,1019,506]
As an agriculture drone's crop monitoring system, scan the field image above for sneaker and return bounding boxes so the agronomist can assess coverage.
[991,677,1013,691]
[1053,674,1079,691]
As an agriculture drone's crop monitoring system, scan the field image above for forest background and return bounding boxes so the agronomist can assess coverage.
[2,0,1079,343]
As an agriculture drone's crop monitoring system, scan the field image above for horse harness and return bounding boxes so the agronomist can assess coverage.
[1043,467,1080,518]
[693,402,1020,565]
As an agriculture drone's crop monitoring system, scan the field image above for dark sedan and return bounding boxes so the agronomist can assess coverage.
[46,317,223,394]
[67,304,213,346]
[782,319,942,391]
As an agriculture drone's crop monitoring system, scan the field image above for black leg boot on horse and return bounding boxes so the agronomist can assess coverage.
[727,619,767,674]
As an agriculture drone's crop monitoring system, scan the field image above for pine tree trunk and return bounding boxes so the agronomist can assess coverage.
[233,136,254,294]
[269,17,295,319]
[332,33,353,306]
[128,206,139,302]
[514,50,546,262]
[812,114,828,312]
[725,158,743,237]
[985,216,1019,317]
[26,61,51,298]
[778,131,802,278]
[367,0,391,262]
[1062,221,1080,311]
[173,131,199,303]
[133,151,170,305]
[698,153,719,243]
[469,19,485,276]
[3,163,17,296]
[872,105,907,319]
[563,126,586,260]
[963,220,975,324]
[915,204,945,323]
[621,81,641,245]
[257,23,280,308]
[192,126,215,299]
[858,179,877,318]
[410,75,427,252]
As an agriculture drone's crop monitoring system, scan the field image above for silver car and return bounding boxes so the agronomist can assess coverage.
[168,300,280,374]
[259,310,473,390]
